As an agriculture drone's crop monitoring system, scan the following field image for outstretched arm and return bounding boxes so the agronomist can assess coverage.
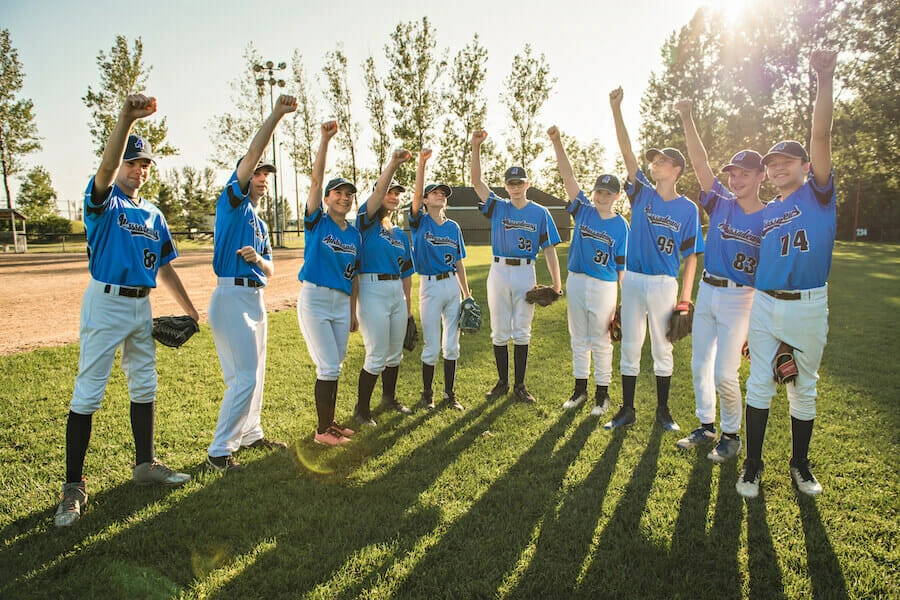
[94,94,157,196]
[365,148,412,218]
[544,246,563,293]
[809,49,836,186]
[470,130,491,202]
[609,87,639,181]
[675,100,715,191]
[157,263,200,322]
[678,254,698,306]
[548,126,581,200]
[413,148,431,215]
[237,95,298,191]
[455,260,472,299]
[306,121,338,216]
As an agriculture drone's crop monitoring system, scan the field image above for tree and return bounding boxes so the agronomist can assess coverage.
[177,166,217,231]
[502,45,555,173]
[83,35,175,199]
[363,55,391,176]
[16,166,57,220]
[285,50,320,218]
[539,133,606,201]
[155,180,185,231]
[0,29,41,210]
[322,46,359,183]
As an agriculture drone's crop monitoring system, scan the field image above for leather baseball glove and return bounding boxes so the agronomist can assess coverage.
[459,297,482,334]
[152,315,199,348]
[773,341,798,385]
[666,301,694,343]
[403,315,418,351]
[609,304,622,342]
[525,285,562,307]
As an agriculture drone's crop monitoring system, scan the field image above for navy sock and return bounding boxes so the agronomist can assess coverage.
[574,378,588,395]
[65,411,92,483]
[513,344,529,386]
[493,345,509,383]
[356,369,378,415]
[595,385,609,404]
[656,375,671,408]
[443,359,457,394]
[422,362,435,392]
[746,405,770,462]
[382,365,400,400]
[130,401,155,465]
[791,416,815,464]
[315,379,337,434]
[622,375,637,408]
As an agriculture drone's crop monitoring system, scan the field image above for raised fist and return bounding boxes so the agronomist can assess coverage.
[471,130,488,146]
[609,87,624,107]
[121,94,157,120]
[675,99,693,114]
[547,125,560,140]
[420,148,433,161]
[321,120,338,139]
[810,49,837,76]
[275,95,298,114]
[393,148,412,163]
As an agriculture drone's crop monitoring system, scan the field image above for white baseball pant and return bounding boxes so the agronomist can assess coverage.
[487,260,537,346]
[71,279,157,415]
[297,282,351,381]
[619,271,678,377]
[419,275,462,365]
[566,272,618,385]
[690,280,755,433]
[208,279,268,457]
[357,275,406,375]
[746,286,828,420]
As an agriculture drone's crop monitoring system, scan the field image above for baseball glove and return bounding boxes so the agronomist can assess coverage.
[741,340,751,361]
[152,315,199,348]
[525,285,562,307]
[666,301,694,343]
[459,297,482,334]
[403,316,418,351]
[773,341,798,385]
[609,304,622,342]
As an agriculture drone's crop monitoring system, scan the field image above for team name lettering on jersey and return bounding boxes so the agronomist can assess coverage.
[762,206,802,236]
[117,213,160,240]
[379,228,406,249]
[578,225,615,246]
[502,218,538,232]
[249,216,265,243]
[643,206,681,232]
[718,222,761,247]
[322,234,357,255]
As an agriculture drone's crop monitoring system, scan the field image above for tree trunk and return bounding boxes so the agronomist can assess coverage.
[852,177,861,241]
[0,131,12,210]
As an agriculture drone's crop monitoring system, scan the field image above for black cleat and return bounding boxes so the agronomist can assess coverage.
[420,391,435,411]
[513,383,536,403]
[443,391,464,411]
[655,405,681,432]
[603,406,636,430]
[485,381,510,401]
[380,396,412,415]
[206,455,243,473]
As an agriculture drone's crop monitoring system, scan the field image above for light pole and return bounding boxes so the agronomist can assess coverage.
[280,141,300,237]
[254,59,287,247]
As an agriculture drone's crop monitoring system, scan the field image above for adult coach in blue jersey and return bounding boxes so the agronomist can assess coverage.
[606,87,703,432]
[675,99,765,463]
[206,94,297,472]
[55,94,200,527]
[471,130,563,404]
[737,50,838,499]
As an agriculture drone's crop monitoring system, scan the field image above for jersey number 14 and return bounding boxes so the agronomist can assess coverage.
[779,229,810,256]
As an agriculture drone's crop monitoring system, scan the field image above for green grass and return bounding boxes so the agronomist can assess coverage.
[0,242,897,599]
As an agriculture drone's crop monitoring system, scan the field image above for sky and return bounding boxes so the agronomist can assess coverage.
[2,0,733,217]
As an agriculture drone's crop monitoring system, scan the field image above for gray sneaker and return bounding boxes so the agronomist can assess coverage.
[133,460,191,487]
[707,435,742,463]
[54,481,87,527]
[676,427,716,449]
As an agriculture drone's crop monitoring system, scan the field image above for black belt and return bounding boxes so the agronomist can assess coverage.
[103,284,149,298]
[425,272,453,281]
[234,277,264,288]
[376,273,400,281]
[494,257,532,266]
[702,273,743,288]
[764,290,802,301]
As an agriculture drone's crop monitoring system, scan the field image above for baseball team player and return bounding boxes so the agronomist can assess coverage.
[55,94,200,527]
[606,87,704,432]
[736,50,838,499]
[547,126,629,417]
[410,148,472,411]
[297,121,360,447]
[674,100,766,462]
[205,95,298,472]
[352,149,415,427]
[470,130,563,404]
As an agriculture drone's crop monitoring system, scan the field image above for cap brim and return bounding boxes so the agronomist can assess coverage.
[592,185,619,193]
[761,151,805,166]
[255,165,277,174]
[332,183,357,194]
[388,184,406,193]
[427,184,452,197]
[505,178,526,184]
[721,163,763,173]
[644,149,663,162]
[124,153,156,164]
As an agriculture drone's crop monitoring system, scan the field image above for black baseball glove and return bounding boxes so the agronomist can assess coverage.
[773,341,798,385]
[152,315,199,348]
[666,301,694,343]
[459,297,482,334]
[403,316,418,351]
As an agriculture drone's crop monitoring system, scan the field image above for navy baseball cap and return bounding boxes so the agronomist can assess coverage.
[645,147,686,172]
[424,183,452,198]
[325,177,357,195]
[234,157,276,174]
[123,135,155,163]
[762,140,809,165]
[593,174,621,193]
[721,150,764,173]
[371,179,406,193]
[504,166,528,182]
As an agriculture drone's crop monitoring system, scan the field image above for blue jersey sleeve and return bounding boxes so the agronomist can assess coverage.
[624,170,652,207]
[614,218,628,271]
[84,177,115,217]
[221,170,250,210]
[808,170,836,206]
[157,215,178,266]
[540,207,562,249]
[679,203,704,259]
[698,177,733,216]
[566,190,590,219]
[400,233,415,278]
[305,205,324,230]
[408,206,424,230]
[479,191,504,219]
[456,222,467,260]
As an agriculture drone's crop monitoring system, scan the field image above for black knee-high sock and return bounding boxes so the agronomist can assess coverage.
[574,378,588,394]
[130,402,154,465]
[382,365,400,400]
[513,344,529,386]
[746,405,770,462]
[790,416,815,464]
[443,359,457,394]
[622,375,637,408]
[595,385,608,403]
[422,362,435,392]
[493,344,509,383]
[356,369,378,414]
[656,376,671,408]
[65,411,93,483]
[315,379,337,434]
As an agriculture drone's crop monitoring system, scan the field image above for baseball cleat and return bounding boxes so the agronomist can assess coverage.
[513,383,536,403]
[603,406,636,430]
[485,381,510,401]
[655,406,681,432]
[420,391,436,411]
[676,427,716,449]
[590,394,610,417]
[790,458,823,496]
[380,396,413,415]
[54,481,87,527]
[242,438,288,451]
[443,391,464,411]
[562,391,587,410]
[313,428,351,447]
[330,422,355,437]
[736,458,763,499]
[206,455,243,473]
[133,460,191,487]
[707,435,742,463]
[352,409,377,428]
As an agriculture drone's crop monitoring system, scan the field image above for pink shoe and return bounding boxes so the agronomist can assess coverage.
[331,422,355,437]
[313,428,350,446]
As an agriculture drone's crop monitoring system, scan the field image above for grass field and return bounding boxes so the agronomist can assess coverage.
[0,242,897,599]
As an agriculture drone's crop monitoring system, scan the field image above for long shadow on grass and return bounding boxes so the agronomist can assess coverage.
[747,490,788,600]
[797,494,849,600]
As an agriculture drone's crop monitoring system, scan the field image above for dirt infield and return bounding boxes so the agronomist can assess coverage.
[0,249,304,355]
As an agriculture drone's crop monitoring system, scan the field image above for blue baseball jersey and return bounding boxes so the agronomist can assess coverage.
[298,206,361,295]
[698,178,764,287]
[212,170,272,285]
[479,192,561,259]
[357,202,414,278]
[83,177,177,288]
[408,207,467,275]
[624,170,704,277]
[756,171,836,291]
[566,191,629,282]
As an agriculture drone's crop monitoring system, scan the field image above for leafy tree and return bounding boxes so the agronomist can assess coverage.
[286,50,320,220]
[363,55,391,175]
[502,45,555,173]
[16,166,57,220]
[539,133,606,201]
[322,46,359,183]
[0,29,41,210]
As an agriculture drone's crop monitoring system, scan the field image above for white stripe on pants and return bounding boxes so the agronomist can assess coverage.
[357,276,406,374]
[487,261,537,345]
[297,282,351,381]
[746,287,828,420]
[619,271,678,377]
[690,281,754,433]
[71,279,156,414]
[208,283,268,456]
[566,272,618,385]
[419,275,462,365]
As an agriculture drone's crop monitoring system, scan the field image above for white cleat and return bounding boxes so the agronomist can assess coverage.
[736,459,763,499]
[562,391,587,410]
[790,459,823,497]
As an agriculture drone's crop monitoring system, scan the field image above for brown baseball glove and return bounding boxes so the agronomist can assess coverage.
[525,285,562,307]
[609,304,622,342]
